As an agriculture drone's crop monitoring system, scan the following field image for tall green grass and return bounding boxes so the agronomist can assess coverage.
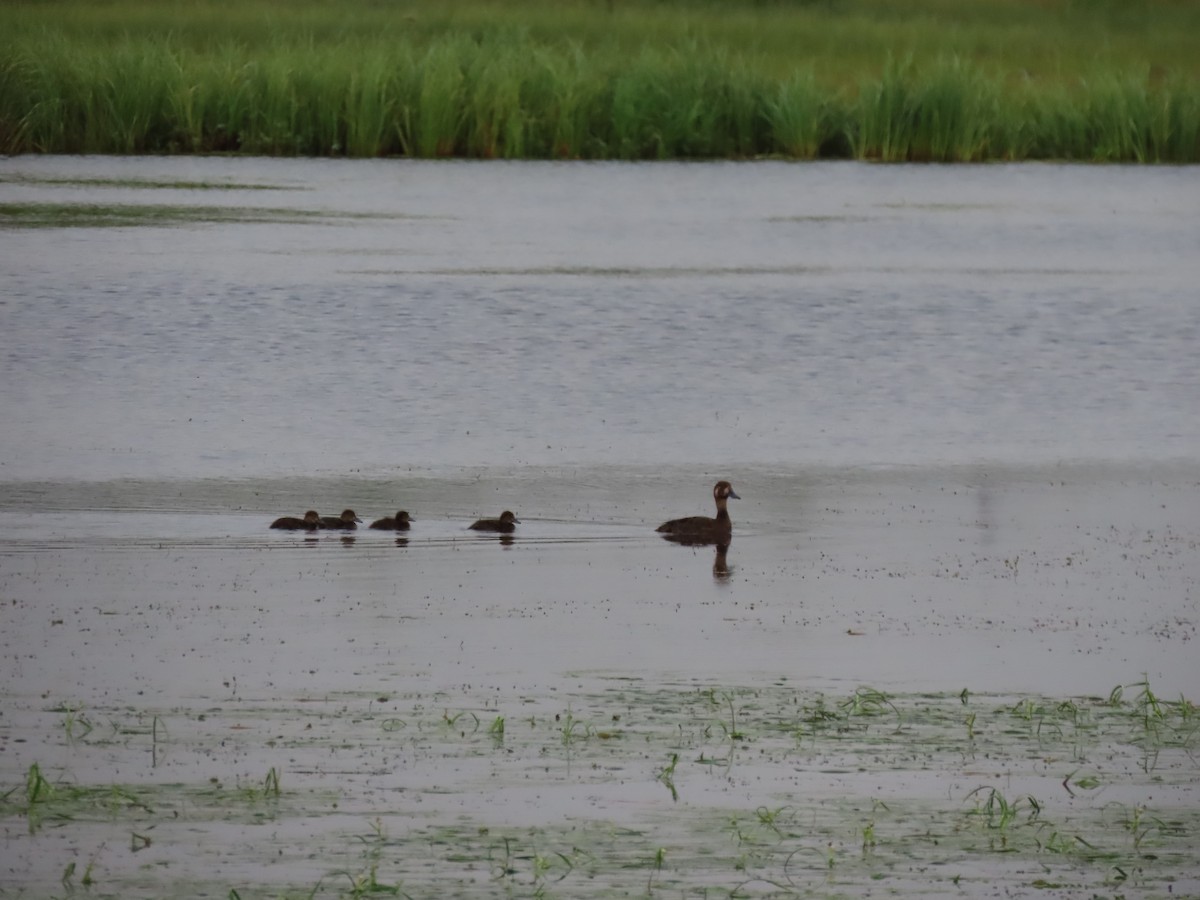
[1,0,1197,161]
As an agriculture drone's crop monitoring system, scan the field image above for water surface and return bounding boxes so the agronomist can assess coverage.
[3,158,1198,478]
[1,158,1198,897]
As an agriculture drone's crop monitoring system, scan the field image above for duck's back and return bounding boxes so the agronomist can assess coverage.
[470,511,519,533]
[656,514,728,537]
[320,509,361,530]
[469,518,515,533]
[271,516,311,531]
[271,510,320,531]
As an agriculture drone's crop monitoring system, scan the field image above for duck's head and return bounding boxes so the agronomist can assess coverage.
[499,510,520,524]
[341,509,363,523]
[714,481,740,502]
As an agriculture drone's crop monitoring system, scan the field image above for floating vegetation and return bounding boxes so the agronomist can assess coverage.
[0,678,1195,897]
[6,760,307,836]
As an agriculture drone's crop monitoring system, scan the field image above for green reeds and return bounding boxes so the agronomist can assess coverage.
[852,56,1000,161]
[1,0,1198,161]
[415,37,467,157]
[765,69,836,159]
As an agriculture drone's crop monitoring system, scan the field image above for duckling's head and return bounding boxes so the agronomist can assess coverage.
[396,511,413,523]
[499,510,520,524]
[303,510,321,524]
[341,509,363,523]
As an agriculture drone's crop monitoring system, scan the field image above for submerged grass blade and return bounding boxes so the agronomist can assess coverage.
[2,680,1198,895]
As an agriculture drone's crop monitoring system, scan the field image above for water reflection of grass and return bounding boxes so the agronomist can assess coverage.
[1,0,1197,161]
[0,202,396,228]
[1,679,1195,896]
[0,174,300,190]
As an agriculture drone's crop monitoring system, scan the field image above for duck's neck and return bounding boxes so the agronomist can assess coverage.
[714,498,731,523]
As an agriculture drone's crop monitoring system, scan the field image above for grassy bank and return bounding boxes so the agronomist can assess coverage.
[2,0,1198,161]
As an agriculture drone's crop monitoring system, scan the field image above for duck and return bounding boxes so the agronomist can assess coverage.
[656,481,740,543]
[270,510,321,531]
[369,510,414,531]
[319,509,363,530]
[469,510,519,533]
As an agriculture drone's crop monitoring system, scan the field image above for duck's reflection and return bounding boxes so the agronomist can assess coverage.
[659,534,732,581]
[393,537,409,548]
[712,542,730,581]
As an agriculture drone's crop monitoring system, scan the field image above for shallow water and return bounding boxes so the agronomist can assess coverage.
[1,158,1198,897]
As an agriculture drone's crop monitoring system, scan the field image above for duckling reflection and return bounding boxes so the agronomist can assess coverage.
[320,509,362,530]
[393,537,409,548]
[468,510,519,533]
[270,510,321,531]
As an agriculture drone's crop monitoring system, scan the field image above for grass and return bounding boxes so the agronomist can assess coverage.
[1,679,1196,897]
[1,0,1198,160]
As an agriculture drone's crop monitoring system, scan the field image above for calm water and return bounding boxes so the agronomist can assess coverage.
[0,155,1196,694]
[2,159,1199,897]
[2,158,1198,480]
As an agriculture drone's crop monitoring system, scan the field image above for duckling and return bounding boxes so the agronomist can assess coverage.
[469,510,520,533]
[656,481,740,543]
[369,510,414,531]
[319,509,362,530]
[270,510,321,531]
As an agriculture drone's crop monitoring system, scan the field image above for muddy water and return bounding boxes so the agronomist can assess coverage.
[1,158,1198,896]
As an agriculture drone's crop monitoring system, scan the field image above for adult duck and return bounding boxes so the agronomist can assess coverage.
[656,481,740,543]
